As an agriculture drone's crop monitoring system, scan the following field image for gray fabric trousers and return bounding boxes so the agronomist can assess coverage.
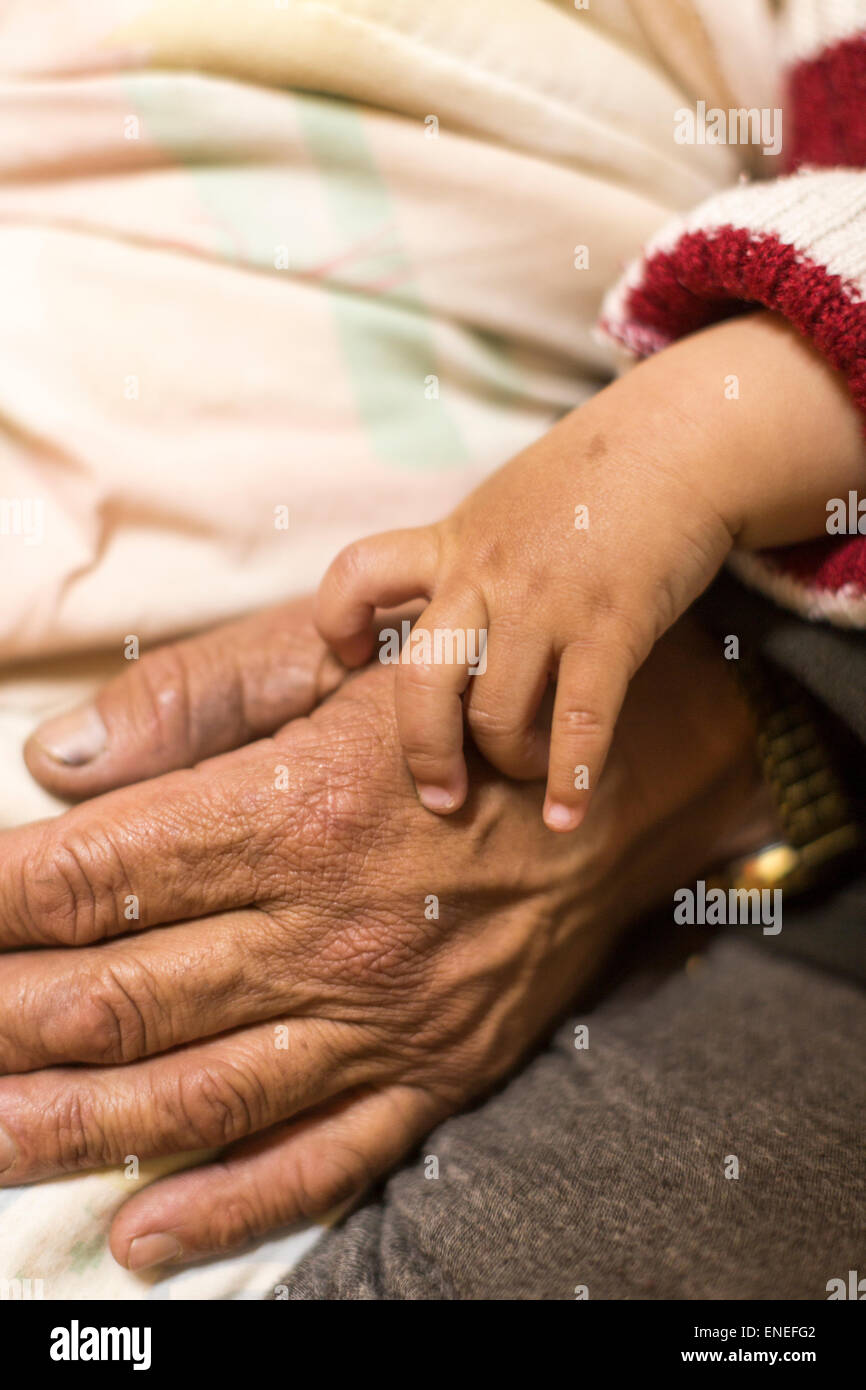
[282,923,866,1300]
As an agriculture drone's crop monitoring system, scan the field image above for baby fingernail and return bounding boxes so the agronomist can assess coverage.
[544,801,581,832]
[127,1233,183,1271]
[0,1121,18,1174]
[417,784,457,812]
[32,704,107,766]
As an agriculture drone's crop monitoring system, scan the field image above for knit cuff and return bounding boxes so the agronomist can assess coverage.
[598,169,866,627]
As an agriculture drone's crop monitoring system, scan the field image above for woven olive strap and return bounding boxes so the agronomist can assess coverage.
[711,655,860,896]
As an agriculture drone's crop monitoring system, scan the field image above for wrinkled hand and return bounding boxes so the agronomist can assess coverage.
[0,600,762,1272]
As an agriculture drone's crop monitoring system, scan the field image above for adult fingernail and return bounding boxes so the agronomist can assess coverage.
[32,704,107,766]
[543,801,581,832]
[417,784,457,812]
[127,1233,183,1271]
[0,1121,18,1174]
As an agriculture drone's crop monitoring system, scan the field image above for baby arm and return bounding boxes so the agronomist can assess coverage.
[315,312,866,829]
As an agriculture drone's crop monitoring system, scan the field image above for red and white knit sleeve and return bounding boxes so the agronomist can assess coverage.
[599,4,866,628]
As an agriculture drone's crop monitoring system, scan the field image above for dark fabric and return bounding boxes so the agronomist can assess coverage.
[698,573,866,984]
[282,934,866,1299]
[699,570,866,750]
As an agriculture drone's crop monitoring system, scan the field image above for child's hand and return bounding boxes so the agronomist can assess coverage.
[315,394,731,829]
[315,313,866,830]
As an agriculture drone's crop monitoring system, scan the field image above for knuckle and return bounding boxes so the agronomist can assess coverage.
[396,685,454,761]
[47,1087,112,1172]
[175,1063,263,1147]
[469,534,505,573]
[554,704,608,742]
[651,568,689,643]
[401,744,455,784]
[327,541,368,602]
[577,589,651,671]
[292,1140,371,1220]
[397,661,440,699]
[207,1195,267,1253]
[467,700,529,748]
[611,606,654,673]
[75,960,161,1065]
[26,824,131,946]
[399,732,442,766]
[133,643,197,755]
[7,846,63,948]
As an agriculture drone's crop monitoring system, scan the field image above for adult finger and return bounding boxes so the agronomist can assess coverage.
[109,1084,439,1272]
[0,737,307,949]
[0,909,320,1072]
[24,602,345,801]
[0,1019,375,1186]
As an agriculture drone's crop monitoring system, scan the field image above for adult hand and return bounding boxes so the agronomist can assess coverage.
[0,601,766,1272]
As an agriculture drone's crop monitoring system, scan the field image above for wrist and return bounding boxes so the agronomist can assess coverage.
[619,312,866,551]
